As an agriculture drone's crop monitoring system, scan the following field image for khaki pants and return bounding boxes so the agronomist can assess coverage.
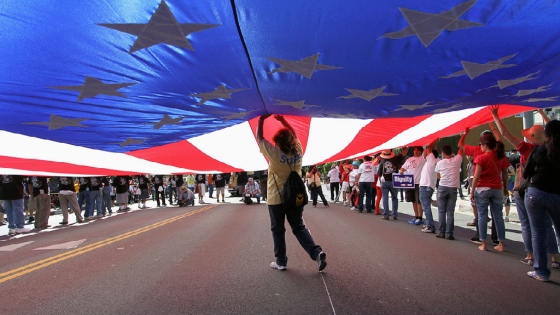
[59,193,83,223]
[34,194,51,229]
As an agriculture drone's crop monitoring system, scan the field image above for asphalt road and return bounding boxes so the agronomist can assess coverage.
[0,193,559,314]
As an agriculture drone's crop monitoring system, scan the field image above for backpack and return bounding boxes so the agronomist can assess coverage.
[272,165,308,210]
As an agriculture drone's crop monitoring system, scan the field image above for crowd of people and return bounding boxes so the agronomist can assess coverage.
[2,108,559,280]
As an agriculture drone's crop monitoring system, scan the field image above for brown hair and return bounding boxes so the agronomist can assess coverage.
[272,128,298,156]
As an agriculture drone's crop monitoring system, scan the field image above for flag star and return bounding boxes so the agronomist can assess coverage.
[112,138,151,148]
[272,99,320,110]
[498,71,540,89]
[222,110,258,123]
[394,102,433,111]
[339,86,398,101]
[144,114,188,129]
[432,104,463,113]
[24,114,91,130]
[97,0,221,53]
[267,53,342,79]
[48,76,136,102]
[191,85,248,105]
[379,0,483,47]
[515,83,552,97]
[522,96,558,103]
[441,54,517,80]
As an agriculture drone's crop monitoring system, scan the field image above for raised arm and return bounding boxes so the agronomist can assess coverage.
[538,108,551,124]
[274,115,297,139]
[401,147,409,156]
[256,114,272,142]
[489,122,503,142]
[489,105,522,148]
[424,138,438,158]
[458,127,469,150]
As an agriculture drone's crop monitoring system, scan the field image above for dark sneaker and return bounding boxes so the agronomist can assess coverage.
[446,235,455,240]
[436,233,445,238]
[317,252,327,271]
[270,262,287,271]
[469,237,482,244]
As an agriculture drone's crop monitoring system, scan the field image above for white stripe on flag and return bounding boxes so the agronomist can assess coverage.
[0,131,196,175]
[303,118,373,166]
[188,121,269,171]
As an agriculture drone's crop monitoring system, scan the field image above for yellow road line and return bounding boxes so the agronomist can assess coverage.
[0,204,217,284]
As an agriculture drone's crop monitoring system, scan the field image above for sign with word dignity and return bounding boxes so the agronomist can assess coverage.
[392,174,414,189]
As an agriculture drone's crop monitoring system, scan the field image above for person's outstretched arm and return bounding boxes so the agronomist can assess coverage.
[489,122,502,142]
[256,114,271,142]
[489,105,522,147]
[424,138,438,158]
[274,115,297,139]
[538,108,551,124]
[458,127,469,150]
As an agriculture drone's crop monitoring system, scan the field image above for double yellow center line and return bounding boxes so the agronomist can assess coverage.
[0,204,218,284]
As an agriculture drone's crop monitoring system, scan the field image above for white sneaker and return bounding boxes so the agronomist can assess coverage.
[350,207,356,211]
[270,262,287,270]
[8,228,16,236]
[16,227,31,234]
[343,201,347,206]
[505,216,510,222]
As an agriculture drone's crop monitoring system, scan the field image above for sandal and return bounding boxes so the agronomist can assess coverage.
[521,258,534,266]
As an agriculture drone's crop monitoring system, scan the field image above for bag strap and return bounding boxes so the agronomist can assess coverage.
[271,160,295,206]
[486,152,503,188]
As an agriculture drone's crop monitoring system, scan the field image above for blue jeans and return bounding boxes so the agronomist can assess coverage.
[168,187,177,204]
[515,191,559,254]
[525,187,560,279]
[208,184,214,198]
[358,182,373,212]
[3,199,25,229]
[381,181,398,217]
[78,190,93,218]
[420,186,435,230]
[475,188,506,242]
[91,190,103,217]
[268,204,322,266]
[102,186,112,214]
[437,186,457,236]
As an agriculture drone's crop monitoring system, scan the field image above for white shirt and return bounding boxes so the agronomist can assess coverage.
[358,161,376,182]
[419,153,438,189]
[349,169,359,186]
[327,168,340,183]
[401,155,426,184]
[435,154,463,188]
[245,181,260,195]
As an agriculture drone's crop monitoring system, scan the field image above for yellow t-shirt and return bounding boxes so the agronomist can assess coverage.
[259,138,303,205]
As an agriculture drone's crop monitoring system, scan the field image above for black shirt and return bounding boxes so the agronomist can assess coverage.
[90,177,106,190]
[196,174,206,184]
[173,175,184,187]
[58,177,75,192]
[138,176,149,190]
[0,175,24,200]
[29,176,48,197]
[213,173,226,188]
[237,172,248,186]
[524,145,560,194]
[152,175,164,188]
[78,177,92,192]
[377,155,405,182]
[113,176,130,194]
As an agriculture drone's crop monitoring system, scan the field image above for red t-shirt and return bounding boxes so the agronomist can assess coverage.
[517,141,538,164]
[474,151,510,189]
[341,171,350,183]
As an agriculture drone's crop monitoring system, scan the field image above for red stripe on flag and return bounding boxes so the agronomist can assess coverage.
[0,156,134,176]
[127,140,243,173]
[319,115,430,163]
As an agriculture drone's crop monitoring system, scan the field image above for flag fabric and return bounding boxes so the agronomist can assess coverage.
[0,0,556,175]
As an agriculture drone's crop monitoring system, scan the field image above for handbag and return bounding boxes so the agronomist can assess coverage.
[512,163,525,191]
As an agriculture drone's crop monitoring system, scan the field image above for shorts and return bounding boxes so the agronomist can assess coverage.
[140,189,150,199]
[197,183,206,195]
[405,184,420,202]
[341,182,350,192]
[216,186,225,195]
[116,193,128,204]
